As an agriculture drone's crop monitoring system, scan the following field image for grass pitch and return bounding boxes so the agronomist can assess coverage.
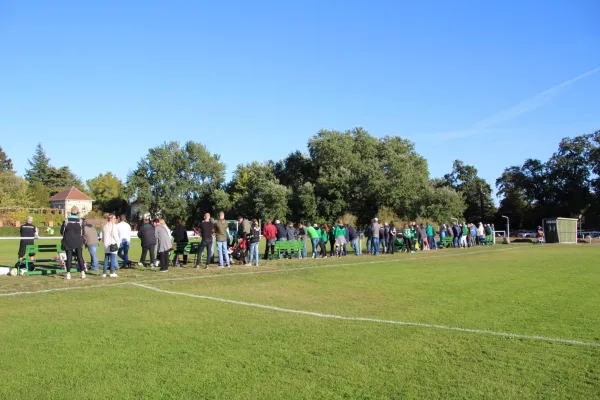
[0,241,599,399]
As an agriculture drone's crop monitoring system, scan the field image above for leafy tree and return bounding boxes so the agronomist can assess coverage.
[28,182,51,207]
[25,143,52,186]
[87,172,126,213]
[0,146,13,172]
[46,166,84,195]
[228,161,290,222]
[419,183,467,224]
[125,141,225,226]
[0,172,34,207]
[444,160,496,222]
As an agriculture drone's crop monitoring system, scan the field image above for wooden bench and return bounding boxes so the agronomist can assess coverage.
[17,244,64,276]
[274,241,303,259]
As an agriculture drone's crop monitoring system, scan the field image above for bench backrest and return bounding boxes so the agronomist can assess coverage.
[26,244,61,253]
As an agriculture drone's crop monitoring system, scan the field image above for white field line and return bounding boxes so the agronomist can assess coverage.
[0,246,526,296]
[132,283,600,348]
[0,246,527,297]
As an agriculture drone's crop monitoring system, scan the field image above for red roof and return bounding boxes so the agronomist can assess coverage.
[49,187,94,201]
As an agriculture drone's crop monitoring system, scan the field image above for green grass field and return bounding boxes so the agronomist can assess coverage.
[1,240,599,399]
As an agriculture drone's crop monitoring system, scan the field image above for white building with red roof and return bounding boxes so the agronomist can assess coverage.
[49,186,94,217]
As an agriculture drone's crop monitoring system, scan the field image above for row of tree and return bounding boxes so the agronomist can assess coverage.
[2,127,598,229]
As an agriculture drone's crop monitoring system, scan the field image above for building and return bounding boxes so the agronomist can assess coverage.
[49,187,94,217]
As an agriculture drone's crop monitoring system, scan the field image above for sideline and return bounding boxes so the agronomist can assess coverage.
[132,282,600,348]
[0,246,528,297]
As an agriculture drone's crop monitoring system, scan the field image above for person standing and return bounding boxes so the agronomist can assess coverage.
[248,219,261,266]
[83,220,99,271]
[470,223,477,247]
[478,222,485,245]
[452,222,460,248]
[389,222,397,254]
[461,223,469,248]
[138,216,157,267]
[286,221,296,241]
[347,224,358,256]
[171,218,189,267]
[102,214,121,278]
[306,223,320,258]
[319,224,329,258]
[403,223,415,253]
[61,206,86,280]
[371,218,382,255]
[237,216,251,242]
[155,218,172,272]
[297,223,307,259]
[117,214,132,268]
[365,221,373,255]
[426,222,437,250]
[275,220,287,242]
[333,219,347,257]
[215,212,231,268]
[18,216,37,271]
[197,213,215,269]
[262,219,277,260]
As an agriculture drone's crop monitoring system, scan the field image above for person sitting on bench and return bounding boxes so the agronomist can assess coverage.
[17,216,38,271]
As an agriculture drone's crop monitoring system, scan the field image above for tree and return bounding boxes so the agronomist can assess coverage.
[87,172,126,213]
[0,172,34,207]
[46,166,84,195]
[0,146,13,172]
[444,160,496,222]
[25,143,52,186]
[125,141,226,226]
[228,161,291,222]
[28,182,51,207]
[419,183,467,224]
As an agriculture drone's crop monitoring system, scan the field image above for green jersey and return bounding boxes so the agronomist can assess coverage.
[426,225,434,236]
[403,228,412,238]
[333,225,346,239]
[306,226,319,239]
[462,226,468,236]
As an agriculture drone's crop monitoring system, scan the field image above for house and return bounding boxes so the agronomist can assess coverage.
[49,187,94,217]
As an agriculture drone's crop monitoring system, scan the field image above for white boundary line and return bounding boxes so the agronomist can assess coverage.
[0,246,526,297]
[131,283,600,348]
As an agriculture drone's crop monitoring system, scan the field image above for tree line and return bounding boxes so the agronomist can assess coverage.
[1,127,598,229]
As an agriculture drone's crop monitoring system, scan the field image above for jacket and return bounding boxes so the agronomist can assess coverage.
[306,226,319,239]
[156,224,173,253]
[117,221,132,244]
[172,225,189,243]
[102,222,121,254]
[298,227,307,241]
[426,225,434,237]
[371,223,382,236]
[83,225,99,245]
[238,219,251,238]
[320,228,328,243]
[61,216,83,250]
[214,220,228,242]
[286,226,296,241]
[347,225,357,241]
[333,225,346,239]
[138,223,157,247]
[275,223,287,239]
[263,223,277,240]
[250,226,261,243]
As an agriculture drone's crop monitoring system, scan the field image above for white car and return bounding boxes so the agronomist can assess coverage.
[517,231,536,238]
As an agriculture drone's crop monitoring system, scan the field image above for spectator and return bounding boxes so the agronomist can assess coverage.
[155,218,172,272]
[371,218,382,255]
[248,219,261,266]
[297,223,307,259]
[389,221,397,254]
[172,217,189,267]
[83,220,99,271]
[491,224,496,244]
[138,215,157,267]
[286,221,296,241]
[61,206,86,280]
[402,223,415,253]
[452,223,460,248]
[426,222,437,250]
[347,223,359,256]
[320,224,329,258]
[275,219,287,241]
[329,223,336,256]
[214,212,231,268]
[365,221,373,255]
[417,224,426,251]
[470,223,477,247]
[332,219,347,257]
[117,214,132,268]
[238,216,251,241]
[262,219,277,260]
[440,223,447,239]
[18,216,37,271]
[478,222,485,245]
[101,214,120,278]
[461,223,468,248]
[197,213,214,269]
[379,224,386,254]
[446,224,453,242]
[306,223,320,259]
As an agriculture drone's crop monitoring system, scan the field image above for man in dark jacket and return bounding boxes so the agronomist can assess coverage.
[138,215,157,267]
[171,218,188,266]
[347,224,358,255]
[452,223,460,248]
[197,213,215,269]
[275,220,287,241]
[61,206,86,280]
[237,216,251,241]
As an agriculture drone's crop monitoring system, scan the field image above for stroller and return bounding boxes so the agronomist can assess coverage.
[231,237,248,265]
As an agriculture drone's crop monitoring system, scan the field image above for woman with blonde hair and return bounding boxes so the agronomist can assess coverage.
[102,214,121,278]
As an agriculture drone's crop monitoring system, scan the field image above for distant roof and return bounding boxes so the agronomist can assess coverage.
[49,187,94,202]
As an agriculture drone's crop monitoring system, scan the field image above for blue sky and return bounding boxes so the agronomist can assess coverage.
[1,0,599,197]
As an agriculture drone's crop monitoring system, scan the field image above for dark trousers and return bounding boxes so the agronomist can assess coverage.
[66,247,84,273]
[198,240,213,266]
[319,239,327,257]
[158,251,169,271]
[329,239,335,256]
[404,237,413,252]
[389,237,395,254]
[141,245,156,265]
[264,238,276,260]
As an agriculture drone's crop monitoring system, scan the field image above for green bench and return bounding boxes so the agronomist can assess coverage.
[440,237,453,248]
[170,242,201,265]
[17,244,65,276]
[274,241,303,259]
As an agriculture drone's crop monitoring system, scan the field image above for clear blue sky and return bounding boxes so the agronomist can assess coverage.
[1,1,599,197]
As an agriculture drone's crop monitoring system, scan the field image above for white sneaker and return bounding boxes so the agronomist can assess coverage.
[101,274,107,278]
[155,261,160,267]
[81,271,86,279]
[109,273,118,278]
[64,273,71,280]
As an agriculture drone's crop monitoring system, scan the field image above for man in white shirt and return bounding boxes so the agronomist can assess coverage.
[117,214,133,268]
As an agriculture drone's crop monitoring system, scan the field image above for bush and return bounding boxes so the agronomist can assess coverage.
[0,209,64,227]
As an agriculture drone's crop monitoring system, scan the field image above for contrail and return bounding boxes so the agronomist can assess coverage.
[433,66,600,139]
